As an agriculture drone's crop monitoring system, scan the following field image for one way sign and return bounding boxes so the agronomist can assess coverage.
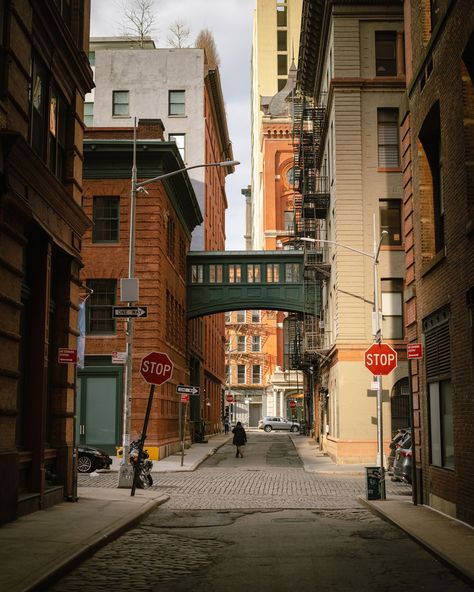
[176,385,200,396]
[112,306,148,318]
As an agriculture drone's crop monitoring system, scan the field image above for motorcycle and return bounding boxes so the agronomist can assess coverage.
[129,439,153,488]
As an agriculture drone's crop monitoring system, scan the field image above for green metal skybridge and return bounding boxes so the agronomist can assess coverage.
[187,250,320,318]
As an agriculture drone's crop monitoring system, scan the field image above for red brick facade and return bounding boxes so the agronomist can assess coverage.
[403,0,474,524]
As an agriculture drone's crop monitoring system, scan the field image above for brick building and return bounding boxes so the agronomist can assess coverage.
[401,0,474,524]
[80,121,202,460]
[0,1,93,523]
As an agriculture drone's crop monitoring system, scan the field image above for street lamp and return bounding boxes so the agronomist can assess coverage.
[118,121,239,487]
[299,215,387,499]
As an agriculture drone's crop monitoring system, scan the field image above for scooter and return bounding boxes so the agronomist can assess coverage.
[129,439,153,488]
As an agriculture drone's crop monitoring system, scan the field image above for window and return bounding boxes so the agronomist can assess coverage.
[86,279,116,334]
[237,365,246,384]
[88,51,95,66]
[375,32,397,76]
[277,78,286,91]
[226,337,232,352]
[84,102,94,127]
[209,264,223,283]
[419,103,444,255]
[247,264,261,283]
[169,133,185,160]
[381,279,404,339]
[169,90,185,116]
[236,310,246,323]
[225,312,231,324]
[277,30,287,52]
[429,380,454,469]
[252,365,261,384]
[284,211,294,231]
[267,264,279,283]
[285,263,300,283]
[225,365,231,383]
[92,197,120,243]
[48,86,67,179]
[112,91,129,116]
[251,310,261,323]
[252,335,261,352]
[276,5,287,27]
[229,264,242,283]
[237,336,246,352]
[380,200,402,246]
[377,108,400,168]
[167,216,175,259]
[191,265,203,283]
[30,57,47,159]
[277,54,287,76]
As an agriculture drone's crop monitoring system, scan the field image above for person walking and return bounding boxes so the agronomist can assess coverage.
[223,416,230,435]
[232,421,247,458]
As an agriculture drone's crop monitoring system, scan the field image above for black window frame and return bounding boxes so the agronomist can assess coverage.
[112,90,129,117]
[375,31,397,76]
[169,90,185,116]
[85,279,116,335]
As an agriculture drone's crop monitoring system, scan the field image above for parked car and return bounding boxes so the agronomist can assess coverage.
[77,445,112,473]
[388,428,410,472]
[392,434,412,484]
[258,416,300,433]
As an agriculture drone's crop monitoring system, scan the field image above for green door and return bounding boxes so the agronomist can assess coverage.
[76,365,123,455]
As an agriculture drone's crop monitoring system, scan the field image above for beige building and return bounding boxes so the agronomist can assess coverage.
[297,0,409,463]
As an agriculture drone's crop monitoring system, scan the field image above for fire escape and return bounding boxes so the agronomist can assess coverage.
[286,95,331,373]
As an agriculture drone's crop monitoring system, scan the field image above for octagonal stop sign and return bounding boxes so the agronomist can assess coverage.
[364,343,397,376]
[140,351,174,385]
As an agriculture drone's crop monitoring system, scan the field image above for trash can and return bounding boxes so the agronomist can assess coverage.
[366,466,382,500]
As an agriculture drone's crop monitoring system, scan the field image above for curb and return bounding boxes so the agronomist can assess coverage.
[358,497,474,587]
[31,494,169,592]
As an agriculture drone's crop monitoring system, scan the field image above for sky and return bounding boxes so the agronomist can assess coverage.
[90,0,255,250]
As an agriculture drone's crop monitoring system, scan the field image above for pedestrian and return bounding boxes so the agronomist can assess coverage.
[232,421,247,458]
[223,416,230,435]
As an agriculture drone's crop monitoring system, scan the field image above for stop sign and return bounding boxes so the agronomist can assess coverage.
[140,351,174,385]
[364,343,397,375]
[226,394,234,403]
[289,400,296,408]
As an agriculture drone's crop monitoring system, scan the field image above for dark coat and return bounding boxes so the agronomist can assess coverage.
[232,425,247,446]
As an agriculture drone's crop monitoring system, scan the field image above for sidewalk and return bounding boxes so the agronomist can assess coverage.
[1,433,473,591]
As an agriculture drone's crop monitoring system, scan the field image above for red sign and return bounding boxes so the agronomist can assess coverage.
[181,394,190,403]
[226,394,234,403]
[58,348,77,364]
[289,400,296,408]
[364,343,397,376]
[407,343,423,359]
[140,351,174,385]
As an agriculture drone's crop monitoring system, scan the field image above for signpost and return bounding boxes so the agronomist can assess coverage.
[130,352,174,496]
[112,306,148,318]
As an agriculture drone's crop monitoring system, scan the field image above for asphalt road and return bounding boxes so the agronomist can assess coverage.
[49,433,471,592]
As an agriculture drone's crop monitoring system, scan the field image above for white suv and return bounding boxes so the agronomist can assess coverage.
[258,416,300,433]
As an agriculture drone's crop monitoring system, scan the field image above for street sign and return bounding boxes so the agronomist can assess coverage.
[140,351,174,385]
[226,394,234,403]
[289,400,296,408]
[364,343,397,375]
[181,394,190,403]
[407,343,423,359]
[176,385,200,396]
[112,306,148,318]
[58,348,77,364]
[112,351,127,365]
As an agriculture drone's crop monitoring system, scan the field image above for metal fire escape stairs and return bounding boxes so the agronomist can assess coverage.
[287,95,331,371]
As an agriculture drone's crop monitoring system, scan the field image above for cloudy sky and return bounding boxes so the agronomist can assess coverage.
[90,0,255,250]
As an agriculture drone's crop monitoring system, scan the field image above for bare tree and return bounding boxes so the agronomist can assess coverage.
[167,20,191,48]
[120,0,157,47]
[195,28,221,67]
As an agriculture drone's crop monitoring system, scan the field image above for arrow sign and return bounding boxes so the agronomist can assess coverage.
[176,385,200,396]
[112,306,148,318]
